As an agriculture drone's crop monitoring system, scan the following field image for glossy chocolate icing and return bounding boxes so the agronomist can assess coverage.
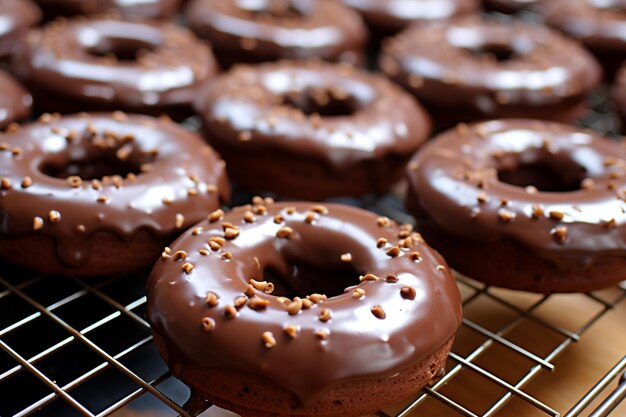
[185,0,367,66]
[0,71,32,130]
[341,0,480,34]
[195,60,430,175]
[12,17,218,116]
[35,0,181,20]
[485,0,538,13]
[407,119,626,269]
[380,15,602,125]
[0,113,229,268]
[147,202,462,405]
[543,0,626,50]
[612,66,626,131]
[0,0,41,58]
[542,0,626,78]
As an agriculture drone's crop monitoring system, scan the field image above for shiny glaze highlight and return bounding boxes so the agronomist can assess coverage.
[341,0,479,34]
[35,0,181,20]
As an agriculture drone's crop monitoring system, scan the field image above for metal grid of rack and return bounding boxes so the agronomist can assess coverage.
[2,14,626,417]
[1,256,625,417]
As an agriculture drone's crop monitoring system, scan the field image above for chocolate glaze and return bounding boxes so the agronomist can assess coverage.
[406,119,626,270]
[485,0,539,13]
[0,0,41,58]
[0,71,32,130]
[341,0,480,35]
[612,65,626,132]
[35,0,181,20]
[380,15,602,127]
[194,60,430,197]
[185,0,367,67]
[541,0,626,79]
[12,17,218,117]
[147,202,462,405]
[0,113,229,268]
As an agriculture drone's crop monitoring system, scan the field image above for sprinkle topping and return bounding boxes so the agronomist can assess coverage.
[284,324,299,339]
[48,210,61,223]
[276,226,294,238]
[206,292,219,307]
[1,177,12,190]
[400,286,417,300]
[352,288,365,299]
[201,317,215,332]
[371,305,386,319]
[318,308,332,322]
[33,217,44,231]
[262,331,276,348]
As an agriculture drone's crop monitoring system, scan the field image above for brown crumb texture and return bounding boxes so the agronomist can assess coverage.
[0,230,166,277]
[417,220,626,293]
[153,334,454,417]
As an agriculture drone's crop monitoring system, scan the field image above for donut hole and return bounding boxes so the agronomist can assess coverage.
[86,37,159,61]
[497,159,587,192]
[281,88,364,117]
[41,155,144,180]
[77,21,164,62]
[464,43,516,62]
[39,142,154,181]
[263,262,361,298]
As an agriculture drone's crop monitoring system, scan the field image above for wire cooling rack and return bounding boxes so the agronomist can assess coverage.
[2,17,626,417]
[0,255,625,417]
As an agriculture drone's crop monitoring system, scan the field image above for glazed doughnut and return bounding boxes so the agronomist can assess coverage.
[341,0,480,36]
[147,201,462,417]
[12,16,218,118]
[542,0,626,79]
[194,60,431,199]
[185,0,367,67]
[0,113,229,276]
[35,0,181,20]
[406,119,626,293]
[380,15,602,129]
[0,71,32,130]
[0,0,41,58]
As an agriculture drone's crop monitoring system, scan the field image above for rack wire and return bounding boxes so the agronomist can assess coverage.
[0,257,625,417]
[2,15,626,417]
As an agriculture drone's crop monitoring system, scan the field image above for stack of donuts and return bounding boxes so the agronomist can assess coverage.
[1,1,625,416]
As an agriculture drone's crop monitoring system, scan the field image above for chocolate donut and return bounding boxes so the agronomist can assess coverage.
[35,0,181,20]
[12,16,218,118]
[0,71,32,130]
[185,0,367,68]
[0,0,41,58]
[541,0,626,79]
[0,113,229,276]
[406,119,626,293]
[194,60,431,199]
[380,16,602,129]
[341,0,480,36]
[147,201,462,417]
